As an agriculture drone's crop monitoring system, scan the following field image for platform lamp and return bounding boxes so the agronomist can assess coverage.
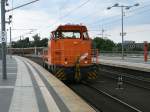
[107,3,139,60]
[8,15,13,58]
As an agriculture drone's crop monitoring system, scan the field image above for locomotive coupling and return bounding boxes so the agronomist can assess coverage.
[75,56,81,82]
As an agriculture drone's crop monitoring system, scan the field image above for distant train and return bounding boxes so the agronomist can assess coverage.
[43,24,99,82]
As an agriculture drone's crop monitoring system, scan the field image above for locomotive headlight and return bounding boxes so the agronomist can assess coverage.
[84,61,88,64]
[73,41,78,44]
[64,61,68,64]
[64,58,68,64]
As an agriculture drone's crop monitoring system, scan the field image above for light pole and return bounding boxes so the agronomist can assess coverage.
[1,0,7,79]
[1,0,39,80]
[107,3,139,60]
[9,26,12,58]
[7,15,13,58]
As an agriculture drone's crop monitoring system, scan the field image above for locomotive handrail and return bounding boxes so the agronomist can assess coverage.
[46,49,99,65]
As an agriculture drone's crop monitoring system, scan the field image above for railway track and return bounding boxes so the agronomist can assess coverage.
[68,83,103,112]
[100,64,150,78]
[69,81,143,112]
[99,68,150,91]
[81,81,143,112]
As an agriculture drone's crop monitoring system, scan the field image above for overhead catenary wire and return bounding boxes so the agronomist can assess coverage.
[61,0,91,19]
[61,1,150,28]
[9,0,150,39]
[89,29,150,33]
[84,3,150,36]
[39,0,92,33]
[86,3,150,27]
[36,1,150,38]
[108,6,150,27]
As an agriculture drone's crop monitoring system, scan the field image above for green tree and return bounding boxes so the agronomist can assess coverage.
[39,38,48,47]
[32,34,41,47]
[12,34,49,48]
[12,37,30,48]
[93,37,116,51]
[116,43,122,51]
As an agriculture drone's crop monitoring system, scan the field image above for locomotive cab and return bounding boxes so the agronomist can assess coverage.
[52,27,89,39]
[44,24,99,81]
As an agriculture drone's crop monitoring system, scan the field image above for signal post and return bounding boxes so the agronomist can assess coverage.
[144,41,148,62]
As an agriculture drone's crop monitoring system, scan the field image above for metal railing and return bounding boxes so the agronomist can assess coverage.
[99,51,149,58]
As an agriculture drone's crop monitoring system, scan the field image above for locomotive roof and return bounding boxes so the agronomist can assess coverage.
[54,24,88,32]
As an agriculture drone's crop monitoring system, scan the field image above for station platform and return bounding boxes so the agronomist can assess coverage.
[0,56,95,112]
[99,56,150,72]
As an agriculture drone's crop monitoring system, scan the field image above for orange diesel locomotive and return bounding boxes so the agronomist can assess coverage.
[43,24,99,81]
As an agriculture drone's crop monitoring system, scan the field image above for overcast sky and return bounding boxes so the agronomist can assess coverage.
[3,0,150,43]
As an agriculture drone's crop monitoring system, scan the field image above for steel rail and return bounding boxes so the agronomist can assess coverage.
[100,69,150,90]
[100,67,150,82]
[82,81,143,112]
[69,85,102,112]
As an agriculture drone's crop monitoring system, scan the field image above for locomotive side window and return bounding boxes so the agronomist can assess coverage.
[62,32,80,38]
[83,32,89,39]
[54,31,59,38]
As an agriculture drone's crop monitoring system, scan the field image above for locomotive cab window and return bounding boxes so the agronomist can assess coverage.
[83,32,89,39]
[54,31,59,38]
[62,31,80,38]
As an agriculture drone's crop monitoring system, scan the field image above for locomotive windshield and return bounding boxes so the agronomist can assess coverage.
[62,31,80,38]
[53,31,81,39]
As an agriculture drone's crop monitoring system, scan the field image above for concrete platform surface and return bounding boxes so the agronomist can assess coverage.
[0,56,96,112]
[0,57,17,112]
[100,57,150,72]
[100,56,150,64]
